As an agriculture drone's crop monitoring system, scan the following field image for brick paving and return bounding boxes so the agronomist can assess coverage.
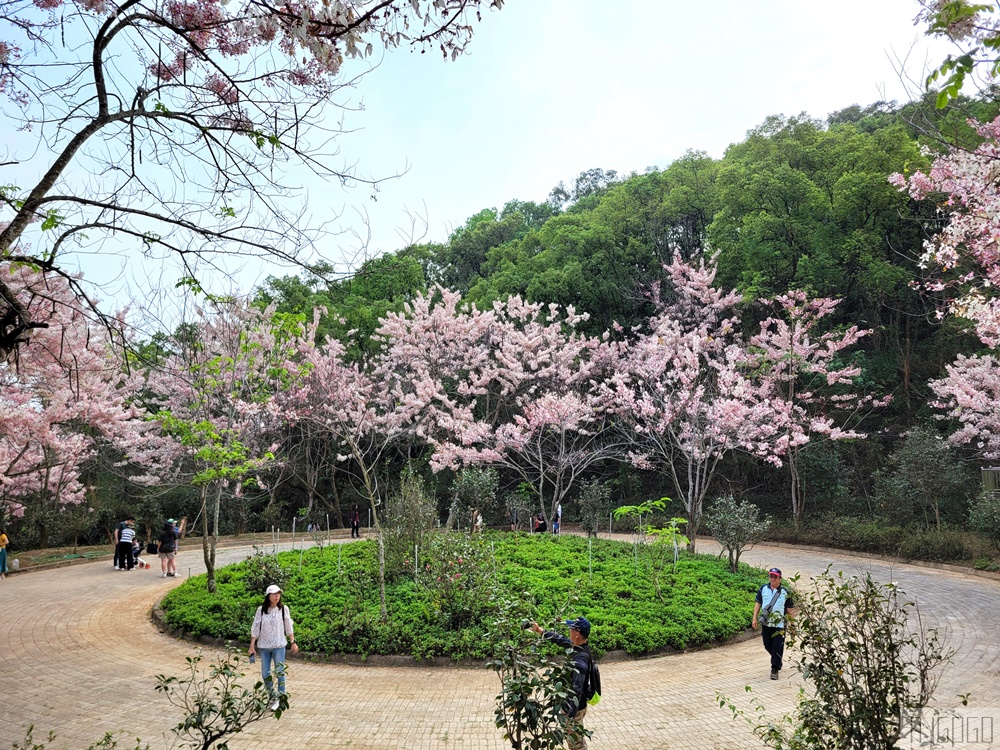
[2,538,999,749]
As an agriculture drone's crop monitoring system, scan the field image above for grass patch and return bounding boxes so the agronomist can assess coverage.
[161,533,764,660]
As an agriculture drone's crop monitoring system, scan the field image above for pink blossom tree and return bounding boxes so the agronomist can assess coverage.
[749,291,885,530]
[611,255,779,550]
[283,336,406,620]
[149,300,316,592]
[378,289,624,524]
[888,116,1000,347]
[890,116,1000,464]
[0,0,503,355]
[0,266,152,540]
[929,354,1000,458]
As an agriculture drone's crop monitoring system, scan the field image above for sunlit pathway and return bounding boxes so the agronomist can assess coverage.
[2,538,998,750]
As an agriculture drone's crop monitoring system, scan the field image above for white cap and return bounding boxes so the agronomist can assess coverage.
[265,584,282,595]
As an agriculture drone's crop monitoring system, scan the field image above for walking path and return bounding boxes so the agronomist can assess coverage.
[2,539,998,750]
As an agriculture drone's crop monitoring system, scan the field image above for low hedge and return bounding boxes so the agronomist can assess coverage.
[160,533,765,660]
[767,515,993,563]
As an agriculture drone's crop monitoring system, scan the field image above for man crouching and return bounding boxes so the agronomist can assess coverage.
[529,616,594,750]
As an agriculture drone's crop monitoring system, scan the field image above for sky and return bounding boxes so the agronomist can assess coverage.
[315,0,952,261]
[1,0,959,328]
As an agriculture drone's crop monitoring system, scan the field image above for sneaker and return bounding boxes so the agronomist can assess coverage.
[268,698,280,711]
[162,572,168,578]
[114,566,120,570]
[770,669,779,680]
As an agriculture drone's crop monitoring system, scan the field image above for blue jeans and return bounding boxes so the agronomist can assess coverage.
[259,647,286,697]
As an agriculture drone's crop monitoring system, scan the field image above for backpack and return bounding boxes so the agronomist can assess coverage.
[584,653,602,706]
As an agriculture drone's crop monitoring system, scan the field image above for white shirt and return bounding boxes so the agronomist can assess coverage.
[251,605,294,649]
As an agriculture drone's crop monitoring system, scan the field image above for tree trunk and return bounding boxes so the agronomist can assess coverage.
[377,532,387,622]
[201,483,220,594]
[355,455,388,622]
[790,449,803,532]
[327,471,344,528]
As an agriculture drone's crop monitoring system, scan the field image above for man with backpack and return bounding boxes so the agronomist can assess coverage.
[529,616,599,750]
[752,566,795,680]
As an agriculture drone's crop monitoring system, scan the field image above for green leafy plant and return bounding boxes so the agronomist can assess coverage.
[156,651,279,750]
[14,651,274,750]
[577,479,611,538]
[490,602,585,750]
[446,467,500,530]
[970,489,1000,550]
[705,494,771,573]
[505,482,535,533]
[242,546,291,595]
[614,498,689,601]
[418,532,498,629]
[11,729,148,750]
[12,726,58,750]
[383,465,438,578]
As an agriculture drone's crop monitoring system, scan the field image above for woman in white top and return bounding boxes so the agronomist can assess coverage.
[249,584,298,711]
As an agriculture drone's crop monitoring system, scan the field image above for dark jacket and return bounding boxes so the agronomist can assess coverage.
[543,631,591,717]
[158,524,177,552]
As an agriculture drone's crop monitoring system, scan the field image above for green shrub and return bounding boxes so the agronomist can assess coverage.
[705,495,770,573]
[897,529,968,562]
[418,533,498,629]
[241,546,291,595]
[577,479,612,538]
[383,466,438,578]
[873,428,975,530]
[970,490,1000,550]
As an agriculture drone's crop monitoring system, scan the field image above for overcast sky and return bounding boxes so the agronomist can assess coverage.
[315,0,951,262]
[2,0,958,325]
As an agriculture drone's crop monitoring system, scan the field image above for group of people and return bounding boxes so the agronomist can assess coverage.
[515,503,562,534]
[230,553,779,750]
[531,504,561,534]
[112,516,180,577]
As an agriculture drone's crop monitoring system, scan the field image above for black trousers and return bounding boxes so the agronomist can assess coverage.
[351,522,360,538]
[117,541,134,570]
[761,625,785,671]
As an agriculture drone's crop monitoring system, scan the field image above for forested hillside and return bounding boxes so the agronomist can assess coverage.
[248,97,994,528]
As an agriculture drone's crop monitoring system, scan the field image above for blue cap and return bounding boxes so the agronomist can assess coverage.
[565,617,591,637]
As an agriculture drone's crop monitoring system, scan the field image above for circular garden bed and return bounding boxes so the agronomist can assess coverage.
[160,533,764,660]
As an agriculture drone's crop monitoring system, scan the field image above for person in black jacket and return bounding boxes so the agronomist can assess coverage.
[529,616,594,750]
[350,504,361,539]
[157,519,178,578]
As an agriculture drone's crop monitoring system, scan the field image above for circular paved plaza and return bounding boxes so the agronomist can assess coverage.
[2,539,998,749]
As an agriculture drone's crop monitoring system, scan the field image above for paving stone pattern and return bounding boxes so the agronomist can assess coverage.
[1,539,998,749]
